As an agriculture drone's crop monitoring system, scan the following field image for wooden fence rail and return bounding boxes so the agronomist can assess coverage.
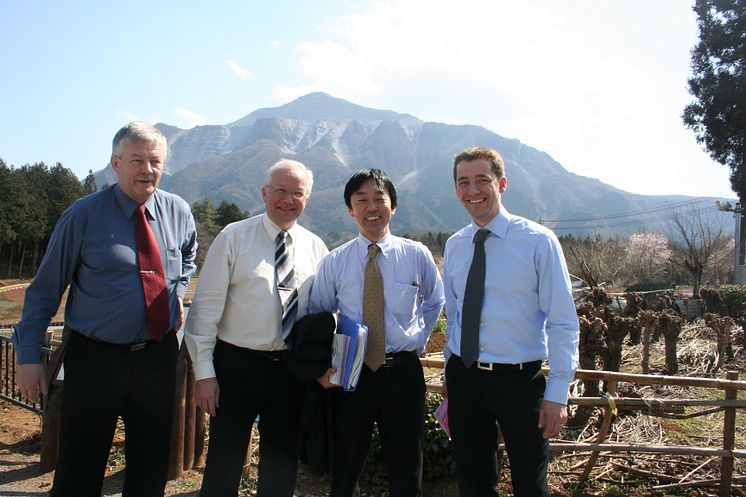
[2,335,745,496]
[421,357,745,497]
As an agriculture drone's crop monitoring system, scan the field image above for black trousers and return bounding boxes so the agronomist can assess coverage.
[445,355,550,497]
[50,331,178,497]
[330,352,425,497]
[199,340,303,497]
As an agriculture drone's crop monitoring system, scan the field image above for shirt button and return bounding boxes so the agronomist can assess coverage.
[480,346,484,351]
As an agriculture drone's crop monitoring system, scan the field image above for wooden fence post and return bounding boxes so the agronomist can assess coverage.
[719,370,738,497]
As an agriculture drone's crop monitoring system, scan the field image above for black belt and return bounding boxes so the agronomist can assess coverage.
[472,359,542,373]
[74,331,159,352]
[383,350,418,368]
[217,339,284,362]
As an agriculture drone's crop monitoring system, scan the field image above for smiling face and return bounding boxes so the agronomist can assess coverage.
[348,178,396,242]
[111,140,165,204]
[261,164,311,230]
[455,158,507,226]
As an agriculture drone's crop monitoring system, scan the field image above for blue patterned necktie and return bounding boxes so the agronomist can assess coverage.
[460,229,490,367]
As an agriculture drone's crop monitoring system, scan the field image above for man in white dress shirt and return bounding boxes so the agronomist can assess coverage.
[443,147,579,497]
[185,159,328,497]
[310,169,445,497]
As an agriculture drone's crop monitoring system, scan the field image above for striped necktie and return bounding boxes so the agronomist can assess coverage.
[135,204,170,341]
[275,230,298,345]
[460,229,490,367]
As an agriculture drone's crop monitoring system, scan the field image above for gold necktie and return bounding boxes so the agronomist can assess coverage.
[363,244,385,370]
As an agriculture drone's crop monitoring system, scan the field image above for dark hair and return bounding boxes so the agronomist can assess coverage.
[452,147,505,183]
[343,169,398,209]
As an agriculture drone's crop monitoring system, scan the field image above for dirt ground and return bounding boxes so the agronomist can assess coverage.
[2,280,743,496]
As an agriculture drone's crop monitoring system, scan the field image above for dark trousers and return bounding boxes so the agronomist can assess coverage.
[50,331,178,497]
[445,355,550,497]
[330,352,425,497]
[199,340,303,497]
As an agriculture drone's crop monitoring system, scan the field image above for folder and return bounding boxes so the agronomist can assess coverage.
[329,314,368,391]
[434,398,451,438]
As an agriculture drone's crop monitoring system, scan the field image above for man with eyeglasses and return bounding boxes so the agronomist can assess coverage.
[185,159,328,497]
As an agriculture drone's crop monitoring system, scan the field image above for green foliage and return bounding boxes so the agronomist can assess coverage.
[82,169,97,194]
[719,284,746,317]
[216,200,249,227]
[683,0,746,200]
[422,393,456,480]
[361,392,455,486]
[192,198,250,271]
[0,160,90,277]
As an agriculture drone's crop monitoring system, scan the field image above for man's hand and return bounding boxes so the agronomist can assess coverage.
[316,368,340,389]
[17,363,47,403]
[537,399,568,438]
[195,378,220,417]
[440,379,448,399]
[175,297,185,331]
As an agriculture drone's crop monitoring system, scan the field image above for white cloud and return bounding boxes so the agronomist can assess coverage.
[173,108,209,128]
[280,0,733,197]
[225,59,255,80]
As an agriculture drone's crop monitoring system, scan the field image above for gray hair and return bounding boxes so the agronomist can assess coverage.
[112,121,168,159]
[265,159,314,193]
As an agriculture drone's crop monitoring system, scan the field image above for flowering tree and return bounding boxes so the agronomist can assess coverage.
[626,232,673,287]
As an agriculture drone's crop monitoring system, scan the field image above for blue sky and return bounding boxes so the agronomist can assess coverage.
[0,0,734,198]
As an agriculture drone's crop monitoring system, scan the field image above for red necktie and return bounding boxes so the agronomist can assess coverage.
[135,204,170,341]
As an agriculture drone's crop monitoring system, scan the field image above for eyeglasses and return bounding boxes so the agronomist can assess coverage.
[267,186,308,199]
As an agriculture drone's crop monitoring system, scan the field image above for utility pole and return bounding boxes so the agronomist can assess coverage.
[716,201,743,284]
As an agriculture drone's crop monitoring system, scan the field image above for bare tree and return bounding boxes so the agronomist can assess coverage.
[668,204,731,297]
[562,234,628,289]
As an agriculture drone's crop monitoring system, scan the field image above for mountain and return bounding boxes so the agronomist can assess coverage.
[94,92,697,244]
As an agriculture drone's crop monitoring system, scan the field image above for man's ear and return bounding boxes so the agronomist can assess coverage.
[110,155,120,174]
[498,176,508,193]
[347,207,355,219]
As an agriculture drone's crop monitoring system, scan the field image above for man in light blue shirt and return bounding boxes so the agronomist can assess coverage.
[443,147,579,497]
[310,169,444,497]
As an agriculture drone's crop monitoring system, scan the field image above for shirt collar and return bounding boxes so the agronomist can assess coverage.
[114,184,157,220]
[470,206,511,240]
[355,232,393,260]
[262,214,300,243]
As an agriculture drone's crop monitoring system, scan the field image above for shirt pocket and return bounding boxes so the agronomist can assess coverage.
[166,248,182,282]
[390,281,420,328]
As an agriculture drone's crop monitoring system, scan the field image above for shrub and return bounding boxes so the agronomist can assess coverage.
[361,392,455,486]
[720,284,746,318]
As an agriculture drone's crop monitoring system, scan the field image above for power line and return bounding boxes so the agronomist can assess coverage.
[540,197,715,224]
[546,205,728,232]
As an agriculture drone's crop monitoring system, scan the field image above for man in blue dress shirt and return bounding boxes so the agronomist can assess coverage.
[13,121,198,497]
[443,147,579,497]
[310,168,445,497]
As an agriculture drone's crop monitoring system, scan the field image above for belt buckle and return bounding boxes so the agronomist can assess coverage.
[129,342,147,352]
[383,355,395,367]
[476,362,493,371]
